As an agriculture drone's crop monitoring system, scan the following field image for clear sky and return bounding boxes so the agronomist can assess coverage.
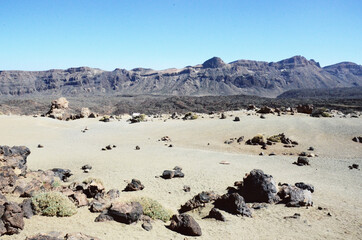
[0,0,361,71]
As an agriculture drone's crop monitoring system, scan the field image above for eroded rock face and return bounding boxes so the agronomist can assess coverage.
[179,191,219,213]
[108,202,143,224]
[214,193,252,217]
[240,169,278,203]
[0,201,25,236]
[168,213,202,236]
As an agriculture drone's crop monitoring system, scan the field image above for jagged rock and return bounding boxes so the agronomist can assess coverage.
[51,168,72,182]
[124,179,144,191]
[88,112,98,118]
[21,199,34,219]
[179,191,219,213]
[214,193,252,217]
[0,202,25,236]
[352,136,362,143]
[83,180,105,198]
[240,169,278,203]
[168,213,202,236]
[46,97,72,120]
[207,208,226,221]
[295,182,314,193]
[296,104,313,114]
[108,202,143,224]
[278,185,313,207]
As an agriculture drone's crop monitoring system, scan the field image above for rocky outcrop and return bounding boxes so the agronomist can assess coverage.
[240,169,278,203]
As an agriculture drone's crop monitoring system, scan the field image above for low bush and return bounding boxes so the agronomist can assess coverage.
[31,191,77,217]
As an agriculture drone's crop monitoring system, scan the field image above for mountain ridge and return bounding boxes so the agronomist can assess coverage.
[0,56,361,97]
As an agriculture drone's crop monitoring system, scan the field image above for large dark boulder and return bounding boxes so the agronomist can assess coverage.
[179,191,219,213]
[214,193,252,217]
[240,169,278,203]
[168,213,202,236]
[108,202,143,224]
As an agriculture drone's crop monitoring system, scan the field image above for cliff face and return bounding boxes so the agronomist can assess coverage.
[0,56,361,97]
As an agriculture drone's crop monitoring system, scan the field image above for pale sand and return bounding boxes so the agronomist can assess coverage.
[0,112,361,240]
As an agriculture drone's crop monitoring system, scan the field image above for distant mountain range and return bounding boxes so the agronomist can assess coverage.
[0,56,361,97]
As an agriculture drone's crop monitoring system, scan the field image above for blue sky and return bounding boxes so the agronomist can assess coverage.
[0,0,361,70]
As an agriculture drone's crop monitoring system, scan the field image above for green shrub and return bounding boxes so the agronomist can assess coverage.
[134,197,173,222]
[31,191,77,217]
[267,134,282,143]
[321,112,331,117]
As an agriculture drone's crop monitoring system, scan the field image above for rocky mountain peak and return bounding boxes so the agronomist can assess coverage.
[202,57,226,68]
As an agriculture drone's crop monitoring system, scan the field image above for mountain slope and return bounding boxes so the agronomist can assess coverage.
[0,56,361,97]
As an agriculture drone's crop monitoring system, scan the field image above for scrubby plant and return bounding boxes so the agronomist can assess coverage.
[51,179,62,188]
[267,134,282,142]
[134,197,173,222]
[31,191,77,217]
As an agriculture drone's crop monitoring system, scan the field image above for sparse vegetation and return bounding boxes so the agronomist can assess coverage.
[31,191,77,217]
[267,134,282,143]
[133,197,173,222]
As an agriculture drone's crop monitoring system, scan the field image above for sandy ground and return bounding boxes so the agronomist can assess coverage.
[0,112,361,240]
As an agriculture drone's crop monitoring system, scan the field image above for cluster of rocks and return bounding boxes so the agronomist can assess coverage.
[161,166,185,179]
[101,144,116,151]
[129,113,146,123]
[45,97,97,121]
[293,151,317,166]
[224,136,244,144]
[245,133,298,150]
[170,169,314,236]
[348,164,359,170]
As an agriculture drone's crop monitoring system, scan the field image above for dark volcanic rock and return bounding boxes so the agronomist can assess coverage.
[294,157,310,166]
[214,193,252,217]
[1,202,25,235]
[20,199,34,219]
[168,213,202,236]
[240,169,278,203]
[179,191,219,213]
[352,136,362,143]
[207,208,226,221]
[108,202,143,224]
[124,179,144,191]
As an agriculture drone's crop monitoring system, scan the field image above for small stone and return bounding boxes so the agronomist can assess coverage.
[142,222,152,231]
[207,208,226,221]
[37,144,44,148]
[234,117,240,122]
[183,185,191,192]
[284,213,301,219]
[260,115,266,119]
[105,145,112,150]
[308,147,314,151]
[259,152,264,156]
[135,146,140,150]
